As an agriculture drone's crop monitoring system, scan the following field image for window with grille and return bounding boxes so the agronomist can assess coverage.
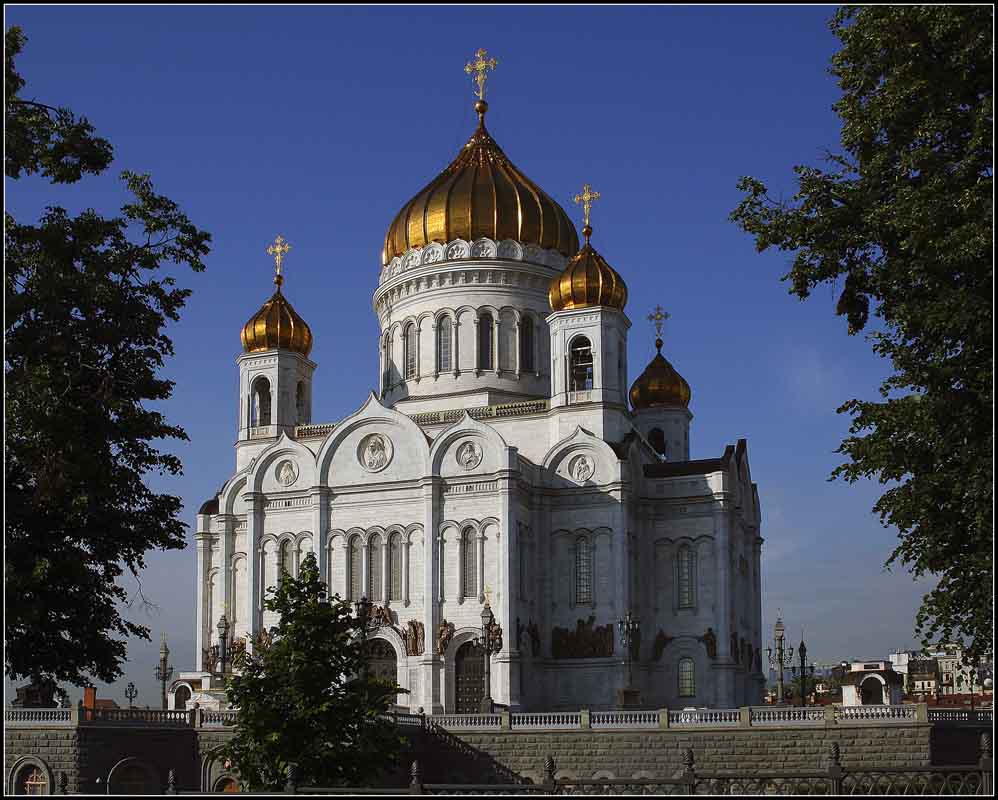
[569,336,594,391]
[438,317,452,372]
[17,766,47,796]
[678,546,696,608]
[520,317,534,372]
[575,536,593,605]
[462,528,477,598]
[369,534,382,601]
[349,536,362,600]
[389,534,402,600]
[404,324,417,379]
[478,316,493,370]
[679,658,696,697]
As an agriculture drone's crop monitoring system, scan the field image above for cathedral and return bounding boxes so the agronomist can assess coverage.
[171,50,765,714]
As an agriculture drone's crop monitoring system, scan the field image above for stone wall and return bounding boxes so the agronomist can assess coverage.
[5,726,80,794]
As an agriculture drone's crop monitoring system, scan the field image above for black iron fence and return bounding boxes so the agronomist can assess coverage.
[88,732,991,795]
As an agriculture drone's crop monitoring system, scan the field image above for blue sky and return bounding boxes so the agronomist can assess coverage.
[5,5,934,706]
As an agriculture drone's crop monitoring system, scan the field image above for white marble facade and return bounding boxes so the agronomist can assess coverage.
[175,231,766,714]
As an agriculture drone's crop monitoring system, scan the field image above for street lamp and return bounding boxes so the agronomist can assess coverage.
[766,616,794,705]
[617,611,640,690]
[216,613,230,673]
[124,682,138,709]
[154,634,174,710]
[790,636,816,707]
[474,600,502,714]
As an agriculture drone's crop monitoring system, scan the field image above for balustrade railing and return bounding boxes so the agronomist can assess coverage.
[88,707,192,725]
[591,710,660,729]
[4,707,72,725]
[431,714,502,729]
[835,704,917,723]
[669,708,740,726]
[512,712,581,730]
[750,706,826,725]
[928,708,993,724]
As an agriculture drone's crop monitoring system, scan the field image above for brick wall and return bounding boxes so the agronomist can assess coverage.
[5,727,80,794]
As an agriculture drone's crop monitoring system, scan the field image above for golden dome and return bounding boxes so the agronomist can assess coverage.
[240,276,313,358]
[548,224,628,312]
[630,337,691,409]
[382,101,579,266]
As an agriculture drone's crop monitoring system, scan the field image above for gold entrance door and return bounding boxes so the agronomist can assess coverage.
[455,641,485,714]
[364,638,398,687]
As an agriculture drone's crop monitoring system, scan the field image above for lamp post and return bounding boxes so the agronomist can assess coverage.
[154,634,174,710]
[790,637,815,707]
[766,616,794,705]
[124,682,138,709]
[216,613,230,673]
[617,611,640,690]
[474,600,502,714]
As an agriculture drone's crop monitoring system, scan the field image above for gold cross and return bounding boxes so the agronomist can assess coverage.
[648,305,670,337]
[573,183,600,228]
[266,235,291,282]
[464,48,498,100]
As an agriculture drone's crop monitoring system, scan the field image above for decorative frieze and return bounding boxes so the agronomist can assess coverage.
[551,616,614,659]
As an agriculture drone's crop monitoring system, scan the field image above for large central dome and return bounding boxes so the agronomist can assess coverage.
[382,102,579,266]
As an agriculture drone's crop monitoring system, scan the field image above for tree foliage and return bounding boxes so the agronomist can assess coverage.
[221,553,406,790]
[5,25,211,686]
[730,7,992,660]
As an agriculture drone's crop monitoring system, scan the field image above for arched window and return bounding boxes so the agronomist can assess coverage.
[349,535,362,601]
[649,428,667,457]
[369,534,383,601]
[278,540,291,578]
[520,317,534,372]
[295,382,306,425]
[251,376,271,427]
[678,658,696,697]
[569,336,594,392]
[575,536,593,605]
[389,533,402,601]
[677,546,696,608]
[478,315,494,370]
[404,323,417,379]
[462,527,477,598]
[382,333,393,392]
[437,317,452,372]
[15,764,48,795]
[174,684,192,711]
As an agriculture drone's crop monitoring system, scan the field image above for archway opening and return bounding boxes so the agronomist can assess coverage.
[860,676,884,705]
[174,684,192,711]
[14,764,48,796]
[455,640,486,714]
[364,638,398,688]
[110,762,157,795]
[569,336,593,391]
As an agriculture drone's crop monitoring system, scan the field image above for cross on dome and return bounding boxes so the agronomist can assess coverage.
[648,305,670,338]
[464,48,498,100]
[573,183,601,232]
[267,234,291,287]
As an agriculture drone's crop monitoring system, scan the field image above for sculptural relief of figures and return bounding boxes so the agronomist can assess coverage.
[361,434,392,472]
[571,455,594,483]
[527,621,541,658]
[437,620,455,656]
[699,627,717,659]
[551,615,613,659]
[405,620,425,656]
[276,460,297,487]
[457,440,482,469]
[653,630,675,662]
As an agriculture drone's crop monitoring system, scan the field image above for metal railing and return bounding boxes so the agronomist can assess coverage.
[148,734,993,795]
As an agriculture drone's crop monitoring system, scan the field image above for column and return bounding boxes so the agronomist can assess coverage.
[194,532,211,670]
[415,323,422,381]
[451,317,459,376]
[492,313,500,375]
[361,540,370,600]
[403,538,411,606]
[431,321,439,379]
[382,536,390,604]
[473,317,480,373]
[243,493,263,642]
[514,319,522,376]
[477,531,486,603]
[496,470,522,710]
[713,503,734,706]
[313,488,330,591]
[422,478,443,713]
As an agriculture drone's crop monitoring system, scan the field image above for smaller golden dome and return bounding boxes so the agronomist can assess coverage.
[630,337,691,409]
[548,225,628,312]
[240,276,313,358]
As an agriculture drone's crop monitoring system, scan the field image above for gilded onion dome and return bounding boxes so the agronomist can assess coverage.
[548,223,628,312]
[382,100,579,266]
[241,236,313,357]
[629,337,692,409]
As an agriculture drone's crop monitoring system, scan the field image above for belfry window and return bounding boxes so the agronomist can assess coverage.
[569,336,594,392]
[369,534,383,601]
[520,316,534,372]
[649,428,668,458]
[678,546,696,608]
[575,536,593,605]
[478,315,494,370]
[251,376,271,427]
[679,658,696,697]
[437,317,452,372]
[462,527,477,598]
[404,324,417,380]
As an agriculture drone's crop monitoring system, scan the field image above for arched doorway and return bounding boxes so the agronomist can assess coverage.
[860,676,884,705]
[214,776,241,793]
[109,761,158,795]
[364,638,398,687]
[455,640,485,714]
[174,684,192,710]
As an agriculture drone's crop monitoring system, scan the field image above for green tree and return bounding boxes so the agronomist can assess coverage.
[221,553,406,790]
[730,7,992,661]
[5,25,211,687]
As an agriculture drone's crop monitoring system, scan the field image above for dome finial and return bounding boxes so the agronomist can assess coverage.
[573,183,600,243]
[266,234,291,290]
[465,48,498,126]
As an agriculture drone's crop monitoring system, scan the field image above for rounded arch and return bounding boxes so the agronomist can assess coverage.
[248,434,317,494]
[443,625,485,663]
[201,744,240,793]
[428,412,510,476]
[220,474,248,516]
[434,308,457,325]
[8,756,54,796]
[106,757,160,795]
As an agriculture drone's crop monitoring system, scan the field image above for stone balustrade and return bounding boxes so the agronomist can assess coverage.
[928,708,993,725]
[4,707,73,726]
[750,707,827,726]
[511,712,581,730]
